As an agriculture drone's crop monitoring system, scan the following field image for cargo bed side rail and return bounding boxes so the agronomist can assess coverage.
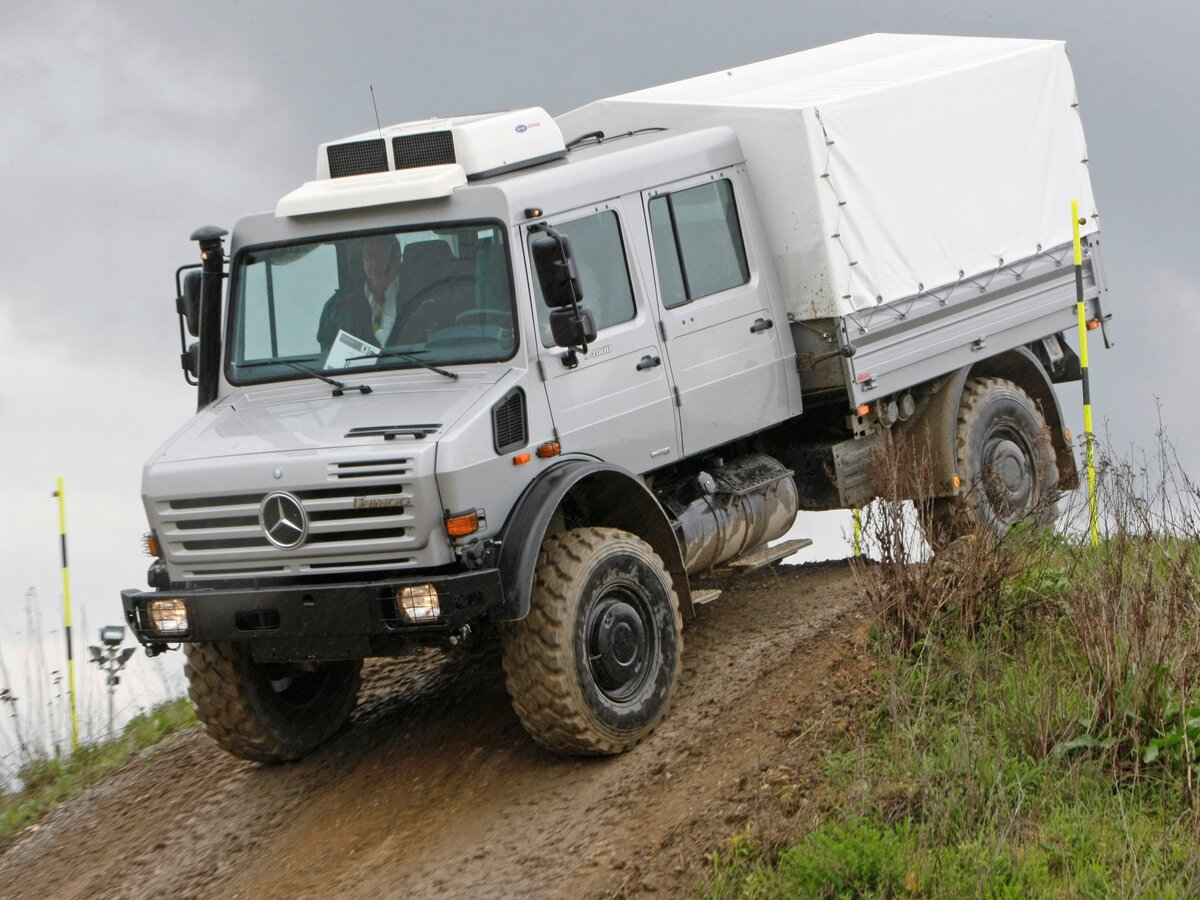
[838,237,1106,407]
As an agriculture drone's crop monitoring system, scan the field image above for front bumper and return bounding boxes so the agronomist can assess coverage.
[121,569,503,662]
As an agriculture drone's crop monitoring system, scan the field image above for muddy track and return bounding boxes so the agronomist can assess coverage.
[1,561,870,899]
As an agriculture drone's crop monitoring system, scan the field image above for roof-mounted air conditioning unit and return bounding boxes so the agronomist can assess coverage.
[277,107,565,218]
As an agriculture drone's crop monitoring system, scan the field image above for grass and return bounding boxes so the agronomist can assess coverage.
[0,697,195,843]
[701,438,1200,897]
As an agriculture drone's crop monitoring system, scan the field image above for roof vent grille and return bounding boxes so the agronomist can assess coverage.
[393,131,456,170]
[327,138,389,178]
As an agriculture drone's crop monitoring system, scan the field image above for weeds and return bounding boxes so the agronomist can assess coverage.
[704,432,1200,896]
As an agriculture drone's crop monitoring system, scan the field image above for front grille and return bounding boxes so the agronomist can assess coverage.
[392,131,456,170]
[327,139,389,178]
[492,388,527,454]
[158,479,418,571]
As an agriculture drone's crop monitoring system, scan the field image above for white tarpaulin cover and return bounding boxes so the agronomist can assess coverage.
[556,34,1098,320]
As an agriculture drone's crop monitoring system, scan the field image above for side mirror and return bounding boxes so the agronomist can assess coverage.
[531,232,583,309]
[549,306,597,349]
[178,270,202,338]
[181,342,199,380]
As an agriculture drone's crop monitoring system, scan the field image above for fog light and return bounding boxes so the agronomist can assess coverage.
[146,598,189,635]
[397,584,440,622]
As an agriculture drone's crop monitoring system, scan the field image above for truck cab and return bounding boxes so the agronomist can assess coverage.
[125,110,806,761]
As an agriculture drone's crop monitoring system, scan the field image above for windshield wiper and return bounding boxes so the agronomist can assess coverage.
[236,355,320,369]
[347,349,458,380]
[282,361,372,397]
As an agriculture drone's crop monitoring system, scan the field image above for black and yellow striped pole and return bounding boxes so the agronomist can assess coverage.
[53,476,79,752]
[1072,201,1100,548]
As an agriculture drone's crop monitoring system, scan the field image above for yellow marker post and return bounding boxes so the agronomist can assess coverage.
[852,508,862,557]
[1072,201,1099,547]
[53,476,79,753]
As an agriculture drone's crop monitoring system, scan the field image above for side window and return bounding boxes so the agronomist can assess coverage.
[531,210,636,347]
[648,179,750,309]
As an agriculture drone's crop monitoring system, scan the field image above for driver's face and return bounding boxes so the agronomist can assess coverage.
[363,239,399,283]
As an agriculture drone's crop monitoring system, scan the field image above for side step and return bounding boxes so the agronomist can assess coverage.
[692,588,722,606]
[726,538,813,571]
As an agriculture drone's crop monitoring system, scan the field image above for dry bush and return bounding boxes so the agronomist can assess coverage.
[1055,433,1200,787]
[852,444,1061,651]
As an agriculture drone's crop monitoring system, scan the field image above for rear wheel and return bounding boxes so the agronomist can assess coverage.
[926,376,1059,546]
[185,642,362,762]
[501,527,682,755]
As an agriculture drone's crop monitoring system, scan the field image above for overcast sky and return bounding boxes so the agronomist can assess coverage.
[1,0,1196,735]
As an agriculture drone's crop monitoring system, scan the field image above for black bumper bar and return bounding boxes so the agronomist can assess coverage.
[121,569,503,662]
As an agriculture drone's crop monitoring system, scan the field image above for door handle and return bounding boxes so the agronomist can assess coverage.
[750,318,774,334]
[636,355,662,371]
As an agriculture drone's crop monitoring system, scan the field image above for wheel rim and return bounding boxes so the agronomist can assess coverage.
[265,663,327,706]
[982,425,1035,521]
[585,584,657,703]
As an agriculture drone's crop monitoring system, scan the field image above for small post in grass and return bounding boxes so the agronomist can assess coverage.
[1072,201,1099,548]
[852,508,862,557]
[53,476,79,753]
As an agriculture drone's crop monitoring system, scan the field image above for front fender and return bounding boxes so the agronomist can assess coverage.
[495,459,692,621]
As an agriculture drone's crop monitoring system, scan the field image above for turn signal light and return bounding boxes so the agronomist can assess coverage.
[536,441,561,459]
[445,510,480,538]
[513,452,532,465]
[1087,319,1100,331]
[855,404,870,417]
[142,532,161,558]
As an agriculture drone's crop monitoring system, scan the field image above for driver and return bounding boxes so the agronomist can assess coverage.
[317,234,404,353]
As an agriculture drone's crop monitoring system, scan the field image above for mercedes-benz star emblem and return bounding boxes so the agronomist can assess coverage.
[260,492,308,550]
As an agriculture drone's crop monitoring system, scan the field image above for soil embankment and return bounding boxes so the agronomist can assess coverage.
[1,561,870,899]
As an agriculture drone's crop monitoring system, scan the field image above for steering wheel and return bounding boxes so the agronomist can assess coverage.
[403,274,476,306]
[394,274,477,332]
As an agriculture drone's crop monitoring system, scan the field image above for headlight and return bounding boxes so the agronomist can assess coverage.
[397,585,440,622]
[146,598,189,636]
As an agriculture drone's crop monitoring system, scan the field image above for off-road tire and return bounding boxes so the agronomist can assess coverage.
[926,376,1059,546]
[501,527,683,755]
[184,642,362,762]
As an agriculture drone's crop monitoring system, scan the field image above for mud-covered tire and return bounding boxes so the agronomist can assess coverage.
[501,527,683,756]
[184,642,362,762]
[926,376,1059,545]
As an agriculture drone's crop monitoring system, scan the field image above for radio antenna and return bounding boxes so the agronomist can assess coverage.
[370,85,383,138]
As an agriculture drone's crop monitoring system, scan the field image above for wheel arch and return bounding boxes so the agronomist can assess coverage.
[969,347,1078,490]
[898,346,1077,498]
[495,459,692,622]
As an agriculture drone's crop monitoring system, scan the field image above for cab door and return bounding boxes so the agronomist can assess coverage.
[526,204,680,475]
[642,171,791,456]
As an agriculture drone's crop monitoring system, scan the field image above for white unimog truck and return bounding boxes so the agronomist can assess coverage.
[123,34,1109,761]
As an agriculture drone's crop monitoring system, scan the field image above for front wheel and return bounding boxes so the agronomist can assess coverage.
[501,527,683,755]
[185,642,362,762]
[926,376,1059,545]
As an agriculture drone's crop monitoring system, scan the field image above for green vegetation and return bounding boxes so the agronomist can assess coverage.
[703,449,1200,897]
[0,697,195,842]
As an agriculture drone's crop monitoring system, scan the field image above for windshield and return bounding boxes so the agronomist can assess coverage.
[228,222,516,384]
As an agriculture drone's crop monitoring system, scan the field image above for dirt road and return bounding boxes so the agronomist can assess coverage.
[1,561,870,899]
